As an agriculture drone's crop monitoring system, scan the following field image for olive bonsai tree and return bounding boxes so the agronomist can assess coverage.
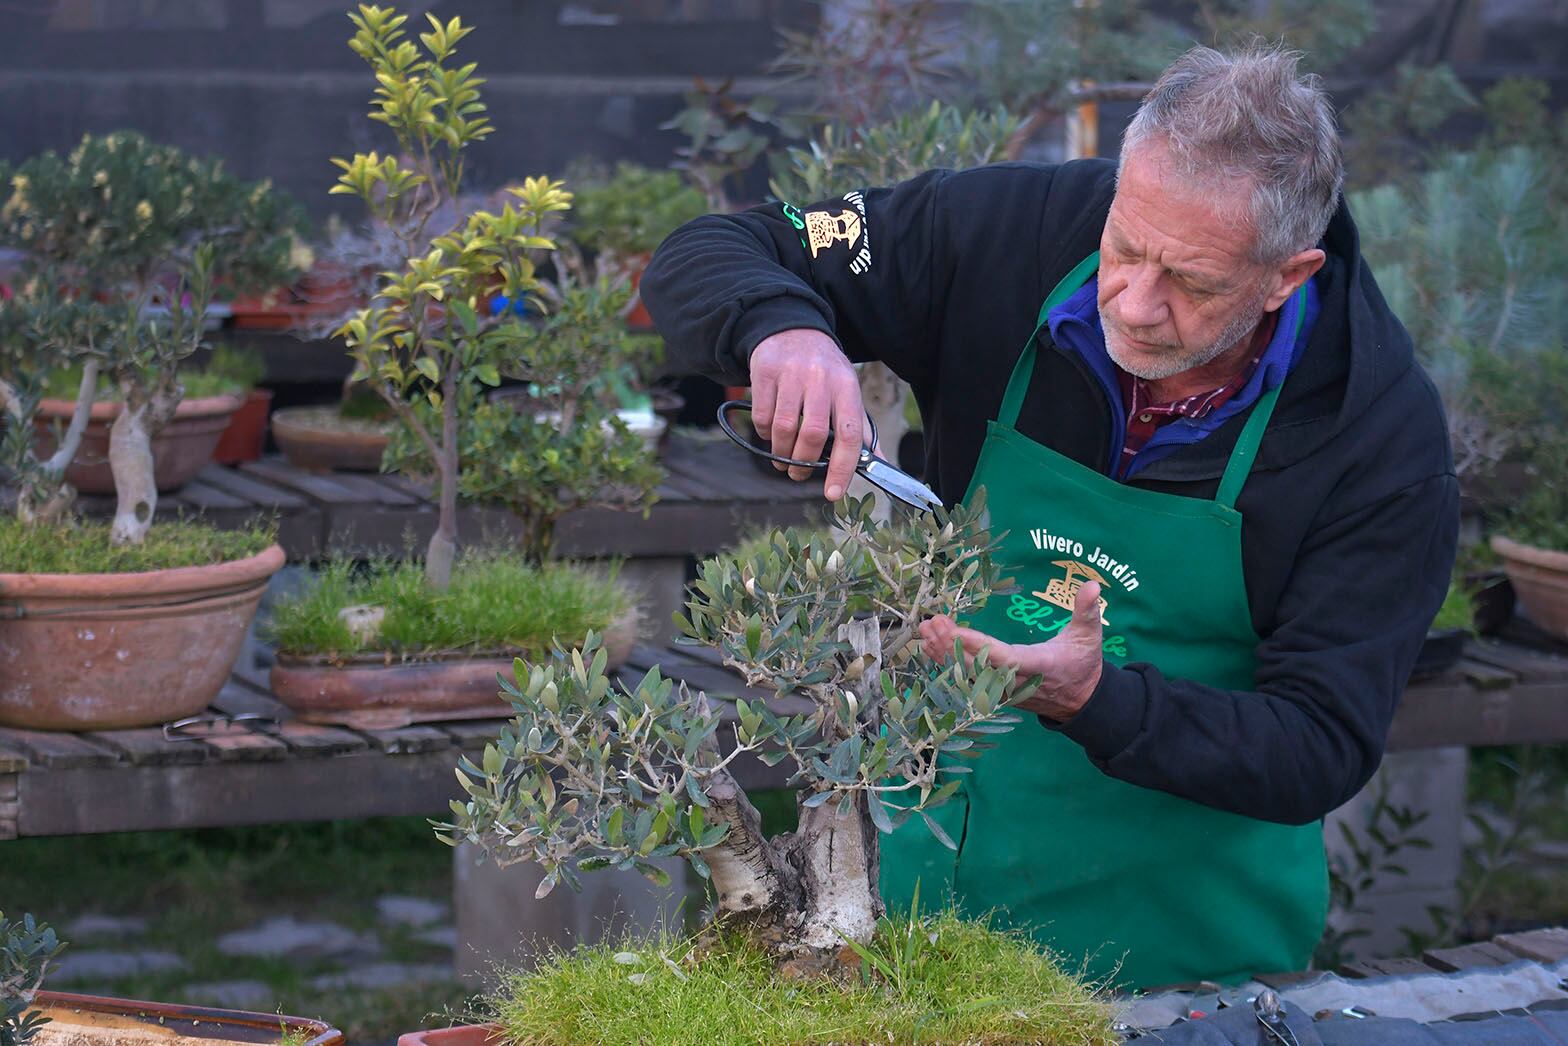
[0,131,300,542]
[441,491,1038,963]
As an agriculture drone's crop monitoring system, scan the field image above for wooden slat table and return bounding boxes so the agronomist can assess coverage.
[72,429,826,562]
[0,643,803,841]
[1387,628,1568,750]
[2,630,1565,842]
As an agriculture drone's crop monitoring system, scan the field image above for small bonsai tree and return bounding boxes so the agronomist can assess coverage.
[442,492,1038,963]
[330,4,576,590]
[388,275,663,564]
[0,912,62,1046]
[0,131,300,542]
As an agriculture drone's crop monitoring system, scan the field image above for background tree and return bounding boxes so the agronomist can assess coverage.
[329,4,573,589]
[0,132,300,542]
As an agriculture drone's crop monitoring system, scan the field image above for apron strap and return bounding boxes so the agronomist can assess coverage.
[1213,284,1308,509]
[998,251,1100,429]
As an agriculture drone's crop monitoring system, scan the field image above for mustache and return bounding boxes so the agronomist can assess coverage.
[1102,311,1177,349]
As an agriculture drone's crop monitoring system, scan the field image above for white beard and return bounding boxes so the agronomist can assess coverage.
[1100,292,1268,381]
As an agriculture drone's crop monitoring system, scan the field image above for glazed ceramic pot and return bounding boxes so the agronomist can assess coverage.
[1491,535,1568,642]
[0,545,286,730]
[32,393,243,494]
[270,608,639,729]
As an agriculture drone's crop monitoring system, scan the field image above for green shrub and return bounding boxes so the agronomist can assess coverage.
[1,911,63,1046]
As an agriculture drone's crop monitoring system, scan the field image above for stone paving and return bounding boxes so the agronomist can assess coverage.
[55,894,461,1009]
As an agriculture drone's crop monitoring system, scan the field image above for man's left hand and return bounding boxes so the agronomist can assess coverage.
[919,581,1105,722]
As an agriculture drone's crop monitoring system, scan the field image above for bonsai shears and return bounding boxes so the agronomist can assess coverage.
[717,400,943,513]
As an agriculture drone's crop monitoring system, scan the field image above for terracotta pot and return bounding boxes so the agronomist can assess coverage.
[397,1024,503,1046]
[270,609,640,729]
[32,394,244,495]
[650,387,684,453]
[212,387,274,465]
[626,252,654,329]
[33,991,341,1046]
[0,545,286,730]
[1491,535,1568,642]
[271,404,393,473]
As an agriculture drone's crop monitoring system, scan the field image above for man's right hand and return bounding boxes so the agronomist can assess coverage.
[748,329,865,501]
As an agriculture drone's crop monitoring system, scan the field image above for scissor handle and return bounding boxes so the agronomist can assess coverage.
[716,400,876,470]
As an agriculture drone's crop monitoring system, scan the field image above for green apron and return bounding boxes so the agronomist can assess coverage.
[880,252,1327,989]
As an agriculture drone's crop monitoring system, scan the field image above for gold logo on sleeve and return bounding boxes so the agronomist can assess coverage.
[804,209,862,258]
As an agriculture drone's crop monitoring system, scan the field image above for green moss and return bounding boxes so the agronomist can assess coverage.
[0,517,275,574]
[43,364,247,401]
[494,913,1115,1046]
[264,553,630,659]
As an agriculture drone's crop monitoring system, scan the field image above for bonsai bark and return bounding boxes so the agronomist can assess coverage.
[702,617,887,963]
[108,375,180,545]
[1,361,98,524]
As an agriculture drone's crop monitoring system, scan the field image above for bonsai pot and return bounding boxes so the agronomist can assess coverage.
[213,387,274,465]
[397,1024,502,1046]
[269,608,640,729]
[32,394,244,494]
[1491,536,1568,642]
[650,386,685,452]
[0,544,286,730]
[271,404,393,473]
[32,991,341,1046]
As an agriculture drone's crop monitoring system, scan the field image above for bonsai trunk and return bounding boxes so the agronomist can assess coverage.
[5,362,98,524]
[109,375,180,546]
[701,617,886,963]
[424,371,460,591]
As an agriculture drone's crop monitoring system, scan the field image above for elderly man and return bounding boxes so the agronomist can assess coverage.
[642,45,1458,987]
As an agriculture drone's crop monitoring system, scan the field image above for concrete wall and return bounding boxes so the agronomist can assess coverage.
[0,0,810,220]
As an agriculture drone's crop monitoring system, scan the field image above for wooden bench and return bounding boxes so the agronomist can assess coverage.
[2,631,1564,841]
[0,642,806,841]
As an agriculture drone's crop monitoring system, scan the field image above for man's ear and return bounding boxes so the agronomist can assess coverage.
[1263,248,1326,312]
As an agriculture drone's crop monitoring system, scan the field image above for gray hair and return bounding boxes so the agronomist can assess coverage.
[1120,44,1343,263]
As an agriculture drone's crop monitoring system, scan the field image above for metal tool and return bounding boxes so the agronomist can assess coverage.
[1254,989,1303,1046]
[163,712,279,742]
[717,400,943,512]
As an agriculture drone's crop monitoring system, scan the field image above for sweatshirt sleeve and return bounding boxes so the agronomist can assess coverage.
[1049,471,1460,825]
[640,169,976,392]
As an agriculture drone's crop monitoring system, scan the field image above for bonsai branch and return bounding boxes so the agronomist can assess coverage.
[39,359,100,477]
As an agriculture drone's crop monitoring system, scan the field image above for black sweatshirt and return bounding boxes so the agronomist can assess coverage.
[642,159,1460,826]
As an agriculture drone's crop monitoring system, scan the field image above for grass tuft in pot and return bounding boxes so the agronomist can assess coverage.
[492,907,1114,1046]
[438,489,1112,1038]
[0,130,303,543]
[266,554,629,662]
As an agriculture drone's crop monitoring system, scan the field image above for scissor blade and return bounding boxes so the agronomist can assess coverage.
[860,457,943,512]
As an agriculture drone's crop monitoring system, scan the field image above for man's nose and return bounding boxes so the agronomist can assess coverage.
[1116,266,1168,329]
